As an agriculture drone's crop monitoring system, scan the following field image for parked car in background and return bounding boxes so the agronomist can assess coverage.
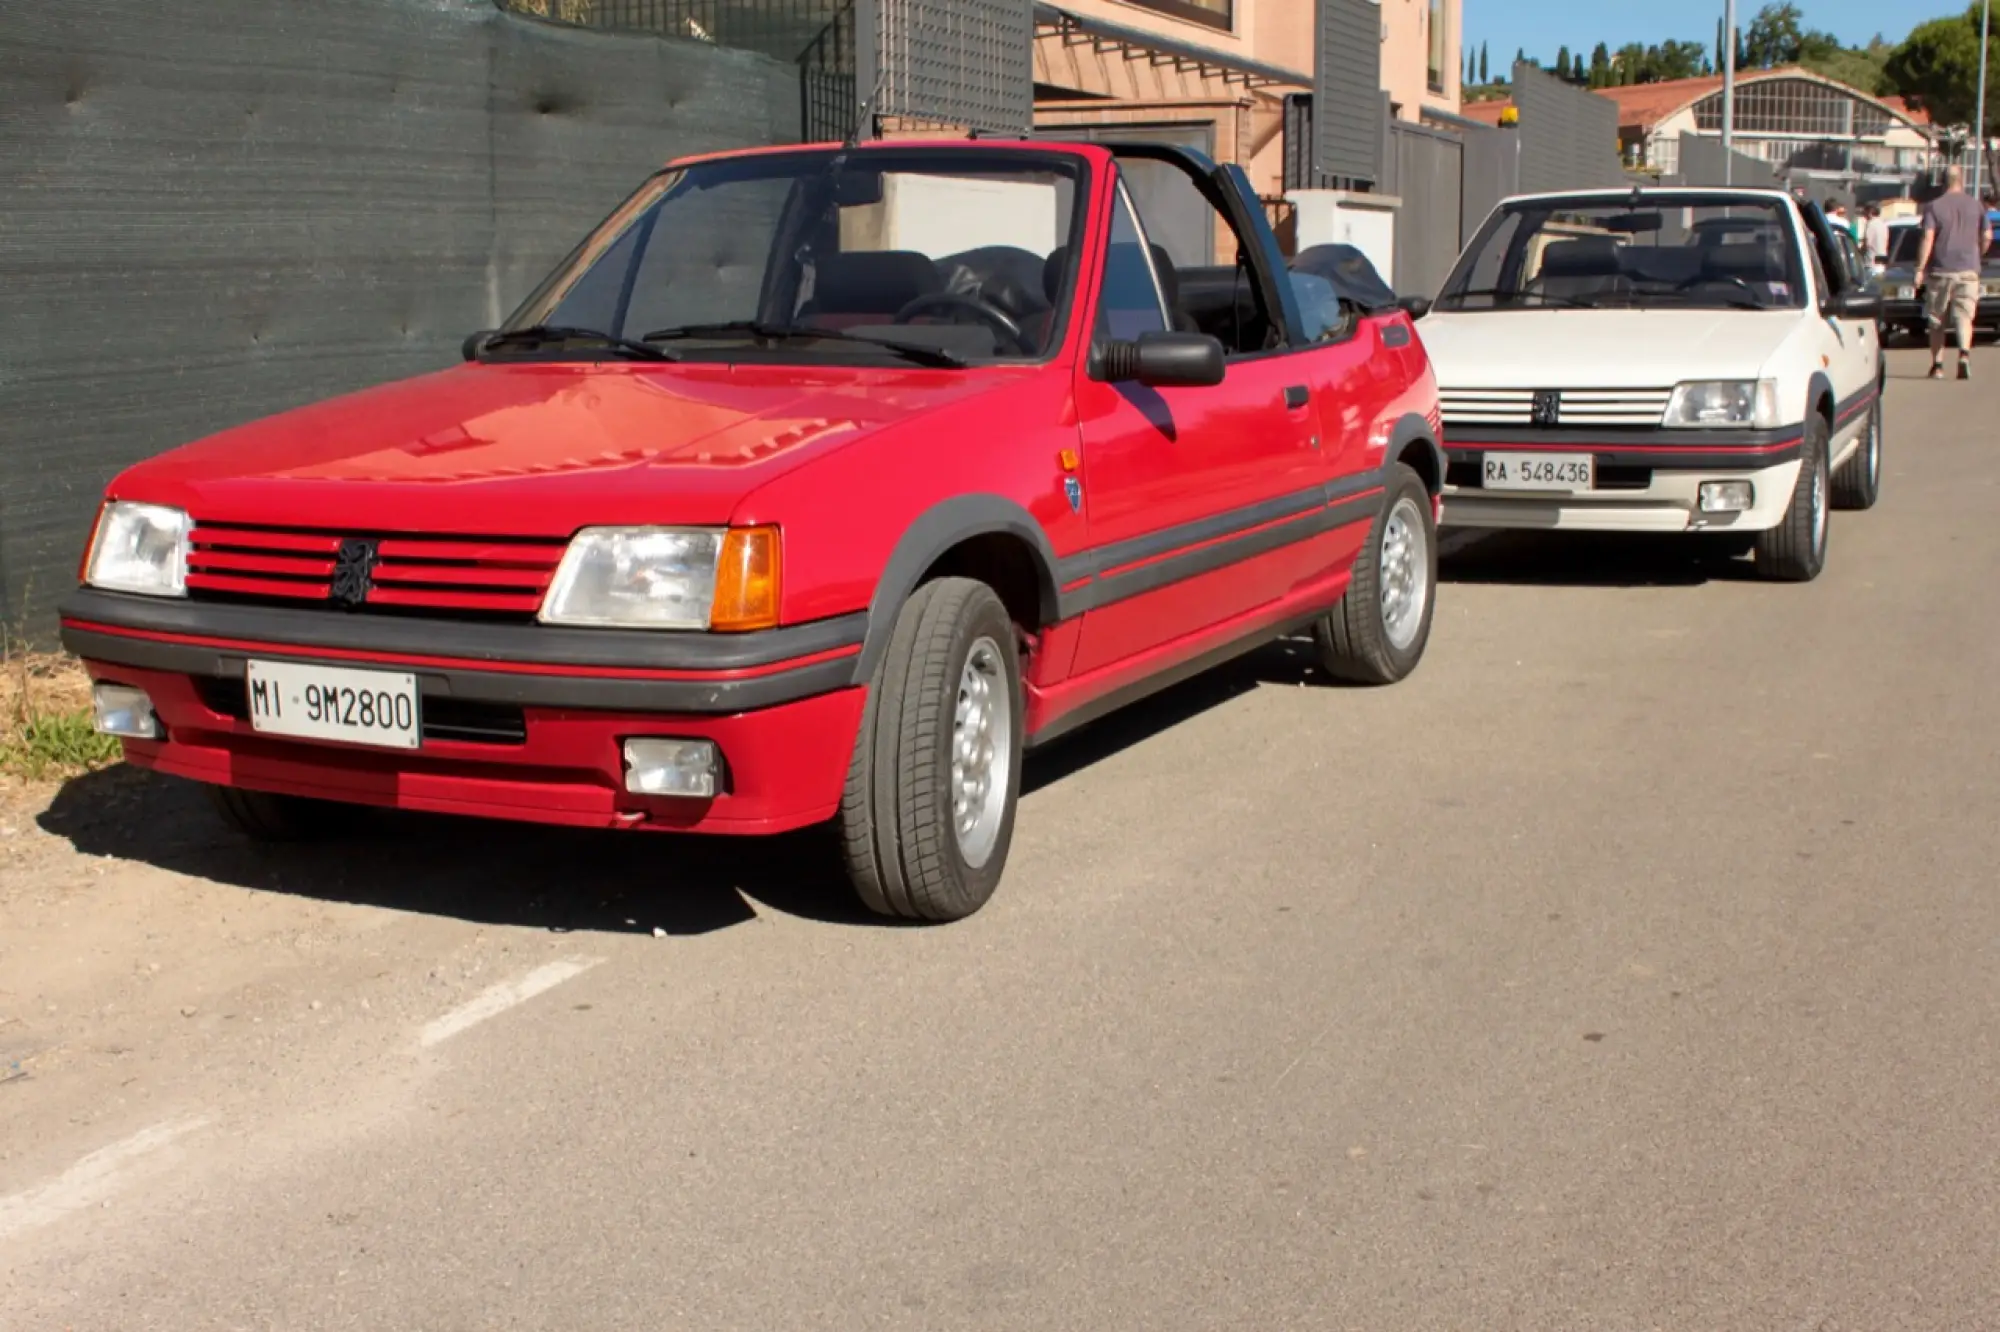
[1417,187,1885,582]
[60,138,1445,922]
[1878,221,2000,346]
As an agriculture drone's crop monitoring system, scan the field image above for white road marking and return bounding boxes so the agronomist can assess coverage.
[0,1116,209,1243]
[417,956,604,1049]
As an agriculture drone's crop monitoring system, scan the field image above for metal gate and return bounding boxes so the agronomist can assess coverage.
[502,0,1032,142]
[1509,63,1628,194]
[1313,0,1380,187]
[1382,120,1463,297]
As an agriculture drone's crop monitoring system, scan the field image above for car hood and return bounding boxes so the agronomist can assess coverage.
[1417,308,1799,389]
[113,361,1032,535]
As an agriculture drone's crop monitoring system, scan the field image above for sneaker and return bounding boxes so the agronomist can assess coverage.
[1960,359,1973,381]
[1930,363,1946,379]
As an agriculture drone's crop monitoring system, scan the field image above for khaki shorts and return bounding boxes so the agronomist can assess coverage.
[1926,270,1981,337]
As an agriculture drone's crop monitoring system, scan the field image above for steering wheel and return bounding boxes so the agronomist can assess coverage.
[892,292,1032,355]
[1676,274,1760,298]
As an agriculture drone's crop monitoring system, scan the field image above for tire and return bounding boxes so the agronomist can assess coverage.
[1832,394,1882,511]
[838,578,1023,922]
[207,784,351,841]
[1315,463,1438,686]
[1753,415,1830,583]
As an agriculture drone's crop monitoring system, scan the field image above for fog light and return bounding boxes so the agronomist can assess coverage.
[92,683,160,739]
[622,738,721,799]
[1699,480,1755,513]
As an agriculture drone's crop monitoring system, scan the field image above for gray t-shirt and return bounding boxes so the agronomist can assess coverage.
[1923,192,1990,274]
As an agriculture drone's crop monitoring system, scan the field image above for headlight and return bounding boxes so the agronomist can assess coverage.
[84,502,191,597]
[1895,285,1916,300]
[1662,380,1780,430]
[539,525,781,631]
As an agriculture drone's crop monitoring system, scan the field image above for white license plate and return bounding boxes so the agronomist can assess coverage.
[245,660,421,750]
[1985,282,2000,298]
[1482,451,1594,492]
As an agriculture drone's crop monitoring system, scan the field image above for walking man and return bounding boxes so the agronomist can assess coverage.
[1916,166,1992,380]
[1863,204,1891,269]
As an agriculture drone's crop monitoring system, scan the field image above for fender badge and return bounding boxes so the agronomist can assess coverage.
[1063,476,1083,513]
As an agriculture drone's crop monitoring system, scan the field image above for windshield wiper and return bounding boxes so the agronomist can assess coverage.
[640,320,966,369]
[1438,288,1600,309]
[1626,284,1769,312]
[480,324,677,361]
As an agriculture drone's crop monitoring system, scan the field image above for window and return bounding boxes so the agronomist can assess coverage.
[1426,0,1450,95]
[1125,0,1230,32]
[1434,195,1808,312]
[1095,182,1170,342]
[517,147,1089,365]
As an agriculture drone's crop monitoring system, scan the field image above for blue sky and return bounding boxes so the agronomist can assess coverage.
[1465,1,1937,70]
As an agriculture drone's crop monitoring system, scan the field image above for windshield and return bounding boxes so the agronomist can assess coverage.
[1436,195,1807,312]
[1885,225,1997,266]
[503,147,1088,366]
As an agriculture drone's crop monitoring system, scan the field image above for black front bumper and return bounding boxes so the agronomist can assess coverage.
[59,588,867,714]
[1443,424,1805,489]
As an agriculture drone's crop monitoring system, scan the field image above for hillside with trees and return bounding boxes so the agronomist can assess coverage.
[1465,1,1985,125]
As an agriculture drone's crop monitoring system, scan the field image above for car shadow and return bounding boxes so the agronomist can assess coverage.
[38,641,1323,936]
[1439,528,1760,588]
[37,766,888,937]
[1023,637,1318,793]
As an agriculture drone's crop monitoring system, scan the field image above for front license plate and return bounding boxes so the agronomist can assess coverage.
[1482,451,1594,492]
[245,660,421,750]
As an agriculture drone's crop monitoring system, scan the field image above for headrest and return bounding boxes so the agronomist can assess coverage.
[1702,243,1783,279]
[1148,244,1181,305]
[811,250,941,313]
[1043,246,1071,304]
[1539,237,1623,278]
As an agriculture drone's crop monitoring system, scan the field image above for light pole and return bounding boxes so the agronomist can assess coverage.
[1975,0,1992,200]
[1722,0,1736,185]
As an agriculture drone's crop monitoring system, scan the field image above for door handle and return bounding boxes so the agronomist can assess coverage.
[1283,385,1310,410]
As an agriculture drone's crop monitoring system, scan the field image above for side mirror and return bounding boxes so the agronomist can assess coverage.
[1096,332,1227,388]
[1396,294,1433,320]
[462,330,495,362]
[1828,291,1882,320]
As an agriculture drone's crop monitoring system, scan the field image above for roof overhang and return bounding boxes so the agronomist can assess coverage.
[1032,3,1309,92]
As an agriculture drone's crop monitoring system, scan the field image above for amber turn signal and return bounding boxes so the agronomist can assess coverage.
[710,525,782,632]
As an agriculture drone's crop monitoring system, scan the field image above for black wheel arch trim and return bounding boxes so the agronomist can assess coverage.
[1806,371,1836,426]
[1387,413,1446,493]
[852,494,1064,685]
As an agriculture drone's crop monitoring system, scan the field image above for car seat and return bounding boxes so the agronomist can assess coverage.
[1535,236,1627,302]
[798,250,942,329]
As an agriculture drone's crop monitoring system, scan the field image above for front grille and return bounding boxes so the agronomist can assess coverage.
[1441,387,1673,428]
[192,676,528,746]
[187,523,569,620]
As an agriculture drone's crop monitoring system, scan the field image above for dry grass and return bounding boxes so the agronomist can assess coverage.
[1,646,120,784]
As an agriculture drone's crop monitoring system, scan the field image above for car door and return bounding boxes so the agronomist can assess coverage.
[1800,203,1878,444]
[1068,174,1326,678]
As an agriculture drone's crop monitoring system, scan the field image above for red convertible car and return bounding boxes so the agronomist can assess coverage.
[63,138,1444,921]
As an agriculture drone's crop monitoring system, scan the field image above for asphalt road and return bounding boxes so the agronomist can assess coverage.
[4,347,1996,1330]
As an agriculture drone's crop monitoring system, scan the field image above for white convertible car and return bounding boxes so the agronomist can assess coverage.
[1418,187,1886,581]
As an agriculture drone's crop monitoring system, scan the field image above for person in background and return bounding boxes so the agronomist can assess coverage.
[1827,199,1853,240]
[1916,165,1993,380]
[1862,203,1891,268]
